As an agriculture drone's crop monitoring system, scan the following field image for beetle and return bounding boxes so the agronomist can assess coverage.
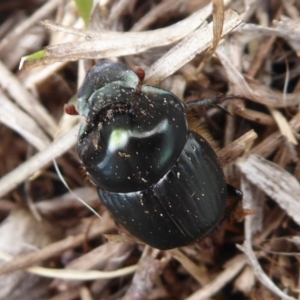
[76,61,242,250]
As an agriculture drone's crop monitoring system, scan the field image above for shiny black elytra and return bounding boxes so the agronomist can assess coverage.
[77,61,242,250]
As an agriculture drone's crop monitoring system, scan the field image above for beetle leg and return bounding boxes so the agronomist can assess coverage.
[224,184,243,220]
[185,94,251,116]
[186,97,231,116]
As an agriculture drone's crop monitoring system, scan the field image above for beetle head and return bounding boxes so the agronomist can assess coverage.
[77,61,139,118]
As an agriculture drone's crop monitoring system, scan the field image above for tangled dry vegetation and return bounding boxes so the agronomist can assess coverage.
[0,0,300,299]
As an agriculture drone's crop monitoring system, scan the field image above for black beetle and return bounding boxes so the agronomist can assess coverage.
[77,61,242,250]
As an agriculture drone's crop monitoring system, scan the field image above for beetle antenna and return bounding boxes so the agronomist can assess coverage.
[52,158,102,220]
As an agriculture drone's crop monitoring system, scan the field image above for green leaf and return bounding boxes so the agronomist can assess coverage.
[24,50,46,61]
[74,0,93,28]
[19,50,46,69]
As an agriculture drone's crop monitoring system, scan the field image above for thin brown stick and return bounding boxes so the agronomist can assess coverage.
[0,218,113,276]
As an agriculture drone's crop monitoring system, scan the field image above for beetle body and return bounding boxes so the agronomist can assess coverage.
[77,61,230,250]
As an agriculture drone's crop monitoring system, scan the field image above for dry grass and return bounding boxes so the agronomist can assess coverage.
[0,0,300,299]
